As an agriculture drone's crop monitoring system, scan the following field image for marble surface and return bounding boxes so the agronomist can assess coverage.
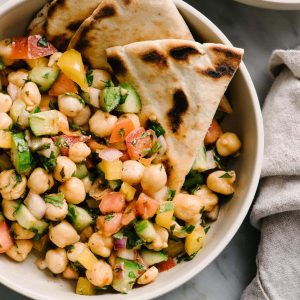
[1,0,300,299]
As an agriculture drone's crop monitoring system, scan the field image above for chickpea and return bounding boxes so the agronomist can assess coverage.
[6,240,33,262]
[82,176,92,194]
[88,87,101,108]
[48,52,62,67]
[63,265,79,280]
[0,112,13,130]
[205,204,220,222]
[7,83,19,101]
[72,105,91,126]
[40,95,55,111]
[89,110,117,137]
[7,69,28,87]
[45,248,68,274]
[88,232,113,258]
[194,185,219,212]
[24,192,47,219]
[57,111,70,132]
[121,160,145,186]
[148,186,168,202]
[10,223,35,240]
[37,138,60,159]
[45,199,68,221]
[35,258,47,270]
[67,242,86,262]
[68,142,91,163]
[0,170,27,200]
[109,251,117,268]
[207,170,236,195]
[60,177,86,204]
[173,193,202,222]
[147,224,169,251]
[2,199,18,221]
[9,99,29,128]
[58,94,84,118]
[86,260,113,288]
[0,93,12,113]
[141,164,167,193]
[91,69,112,90]
[216,132,242,157]
[54,156,77,182]
[20,82,41,111]
[119,113,140,129]
[27,167,53,194]
[170,220,187,238]
[49,221,80,248]
[137,266,159,285]
[80,226,93,242]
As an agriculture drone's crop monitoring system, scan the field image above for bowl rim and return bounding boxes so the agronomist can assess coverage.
[0,0,264,299]
[235,0,300,10]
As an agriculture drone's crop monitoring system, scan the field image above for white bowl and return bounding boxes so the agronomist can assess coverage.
[235,0,300,10]
[0,1,264,299]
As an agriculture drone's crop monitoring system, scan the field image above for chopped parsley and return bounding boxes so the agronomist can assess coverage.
[31,106,41,114]
[69,123,88,135]
[183,171,204,194]
[42,72,50,79]
[44,193,64,207]
[105,80,114,88]
[113,232,124,240]
[167,189,176,201]
[14,170,22,183]
[60,167,65,179]
[86,70,94,87]
[37,36,48,48]
[118,127,126,139]
[184,225,195,234]
[49,99,57,110]
[148,120,166,137]
[219,172,233,179]
[41,151,57,172]
[128,271,136,279]
[0,57,5,70]
[204,226,211,234]
[104,214,114,221]
[213,151,225,169]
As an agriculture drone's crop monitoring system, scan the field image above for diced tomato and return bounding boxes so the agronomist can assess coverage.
[156,257,176,272]
[110,119,135,144]
[10,35,57,60]
[52,135,90,156]
[120,151,130,162]
[121,201,137,226]
[126,128,153,160]
[48,73,78,96]
[98,148,123,162]
[0,222,13,253]
[96,213,122,237]
[136,193,159,220]
[204,119,223,145]
[99,192,126,214]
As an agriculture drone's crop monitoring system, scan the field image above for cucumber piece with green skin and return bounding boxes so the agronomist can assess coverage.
[100,87,121,112]
[74,163,88,179]
[116,83,141,113]
[140,249,168,266]
[192,143,217,172]
[11,132,32,175]
[29,67,60,93]
[112,258,145,293]
[134,220,156,242]
[29,110,59,136]
[68,204,93,232]
[14,204,48,235]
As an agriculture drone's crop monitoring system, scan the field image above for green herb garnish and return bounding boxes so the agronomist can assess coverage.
[37,36,48,48]
[86,70,94,87]
[148,120,166,137]
[219,172,232,179]
[44,193,64,207]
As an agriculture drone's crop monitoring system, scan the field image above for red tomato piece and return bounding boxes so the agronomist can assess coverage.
[0,222,13,253]
[99,192,126,214]
[48,73,78,96]
[10,37,28,59]
[110,118,135,144]
[204,119,223,145]
[136,193,159,220]
[97,213,122,237]
[156,257,176,272]
[126,128,153,160]
[52,135,90,156]
[121,201,137,226]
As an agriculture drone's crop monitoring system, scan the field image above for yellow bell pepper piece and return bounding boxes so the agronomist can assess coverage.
[98,160,122,181]
[57,49,88,91]
[185,226,206,256]
[77,247,98,270]
[76,277,96,295]
[0,130,12,148]
[155,202,174,229]
[120,182,136,201]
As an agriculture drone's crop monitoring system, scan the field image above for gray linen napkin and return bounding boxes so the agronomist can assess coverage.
[241,50,300,300]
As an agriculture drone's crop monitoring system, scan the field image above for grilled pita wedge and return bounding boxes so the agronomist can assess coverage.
[68,0,193,70]
[106,39,244,191]
[28,0,103,50]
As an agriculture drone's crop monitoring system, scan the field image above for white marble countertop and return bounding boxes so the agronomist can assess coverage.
[1,0,300,299]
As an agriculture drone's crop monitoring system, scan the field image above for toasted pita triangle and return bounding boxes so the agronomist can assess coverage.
[106,39,243,191]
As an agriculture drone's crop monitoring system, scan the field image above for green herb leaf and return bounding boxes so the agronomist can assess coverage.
[104,214,114,221]
[0,57,5,70]
[184,225,195,234]
[128,271,136,279]
[42,72,50,79]
[49,100,57,110]
[14,170,22,183]
[70,123,88,135]
[37,36,48,48]
[60,167,65,179]
[113,232,124,239]
[148,120,166,137]
[41,151,57,172]
[213,151,225,169]
[219,172,232,179]
[118,127,126,139]
[44,193,64,207]
[86,70,94,87]
[67,205,77,224]
[204,226,210,234]
[167,189,176,201]
[183,171,204,194]
[105,80,114,88]
[31,106,41,114]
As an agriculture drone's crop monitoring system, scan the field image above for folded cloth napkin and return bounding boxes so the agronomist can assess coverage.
[241,50,300,300]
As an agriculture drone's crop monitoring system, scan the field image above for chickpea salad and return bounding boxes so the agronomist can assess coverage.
[0,35,242,295]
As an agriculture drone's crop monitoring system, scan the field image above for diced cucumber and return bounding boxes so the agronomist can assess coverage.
[74,163,88,179]
[68,204,93,232]
[29,67,60,93]
[134,220,156,242]
[112,258,145,293]
[0,153,13,171]
[11,132,32,175]
[140,249,168,266]
[116,83,141,113]
[192,143,217,172]
[29,110,59,136]
[14,204,48,235]
[100,87,121,112]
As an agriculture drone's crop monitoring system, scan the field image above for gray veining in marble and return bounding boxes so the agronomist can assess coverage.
[1,0,300,299]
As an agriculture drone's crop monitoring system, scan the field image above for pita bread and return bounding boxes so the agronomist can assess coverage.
[27,0,103,50]
[68,0,193,70]
[106,40,243,191]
